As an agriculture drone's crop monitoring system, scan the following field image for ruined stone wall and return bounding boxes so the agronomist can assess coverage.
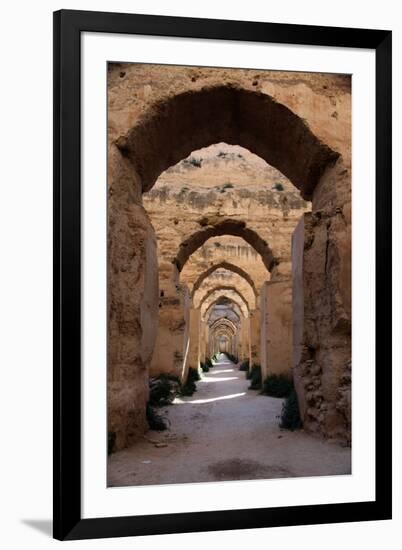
[260,280,293,381]
[143,145,309,378]
[249,310,262,366]
[193,271,256,310]
[107,149,159,450]
[292,211,351,444]
[143,144,310,290]
[181,236,268,294]
[107,63,351,448]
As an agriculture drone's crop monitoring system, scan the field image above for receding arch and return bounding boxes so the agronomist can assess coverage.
[199,285,250,311]
[210,317,237,334]
[207,302,241,324]
[174,219,276,272]
[191,261,258,297]
[202,291,248,320]
[118,84,339,199]
[194,270,256,310]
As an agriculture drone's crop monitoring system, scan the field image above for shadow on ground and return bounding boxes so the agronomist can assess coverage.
[21,519,52,537]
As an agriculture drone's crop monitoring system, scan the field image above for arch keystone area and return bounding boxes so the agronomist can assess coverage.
[173,219,277,273]
[191,261,258,297]
[118,84,339,199]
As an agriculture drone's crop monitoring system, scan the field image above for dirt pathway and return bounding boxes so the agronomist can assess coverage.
[108,357,351,486]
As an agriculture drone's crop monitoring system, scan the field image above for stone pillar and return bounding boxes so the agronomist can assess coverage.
[150,282,189,381]
[182,308,201,382]
[249,309,261,366]
[189,308,201,369]
[260,292,267,379]
[292,161,352,445]
[237,324,243,361]
[292,216,307,420]
[198,320,207,365]
[260,280,293,383]
[107,145,159,451]
[240,316,251,363]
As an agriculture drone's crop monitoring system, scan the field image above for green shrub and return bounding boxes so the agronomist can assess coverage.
[205,358,213,369]
[262,374,293,398]
[239,359,249,372]
[200,361,209,373]
[272,182,284,191]
[280,389,302,431]
[146,403,169,431]
[186,156,202,167]
[180,367,200,396]
[149,374,180,406]
[248,365,262,390]
[189,367,201,382]
[221,182,234,190]
[211,353,220,363]
[224,352,238,363]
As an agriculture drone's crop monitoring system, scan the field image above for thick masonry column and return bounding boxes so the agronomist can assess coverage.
[260,291,267,380]
[292,158,352,445]
[107,145,159,451]
[249,309,261,366]
[240,316,251,363]
[237,324,243,361]
[292,215,307,420]
[260,280,293,382]
[198,320,207,365]
[150,282,189,382]
[184,308,201,380]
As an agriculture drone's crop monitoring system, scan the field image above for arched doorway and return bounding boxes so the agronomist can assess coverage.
[108,79,351,450]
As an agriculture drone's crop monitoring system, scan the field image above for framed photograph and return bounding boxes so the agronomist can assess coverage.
[53,9,392,541]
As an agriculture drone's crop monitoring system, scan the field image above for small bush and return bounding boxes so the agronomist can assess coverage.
[280,389,302,431]
[146,403,169,431]
[239,359,249,372]
[224,352,238,363]
[211,353,220,363]
[189,367,201,382]
[272,182,284,191]
[149,374,180,406]
[262,374,293,398]
[180,367,200,396]
[248,365,262,390]
[187,156,202,167]
[222,182,234,190]
[200,361,209,373]
[205,358,213,369]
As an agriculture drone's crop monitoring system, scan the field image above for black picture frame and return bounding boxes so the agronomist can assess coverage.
[53,9,392,541]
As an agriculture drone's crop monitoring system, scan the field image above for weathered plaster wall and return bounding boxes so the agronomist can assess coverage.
[249,309,262,366]
[107,63,351,447]
[292,212,351,444]
[260,280,293,381]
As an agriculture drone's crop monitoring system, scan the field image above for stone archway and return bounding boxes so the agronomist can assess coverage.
[201,289,249,320]
[200,298,244,365]
[108,78,351,449]
[198,285,251,312]
[194,268,257,308]
[151,225,269,385]
[210,317,238,355]
[173,218,277,274]
[191,261,258,298]
[115,84,338,198]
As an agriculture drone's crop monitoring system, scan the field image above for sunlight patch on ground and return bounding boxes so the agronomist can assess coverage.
[200,376,238,383]
[174,392,246,404]
[208,369,234,374]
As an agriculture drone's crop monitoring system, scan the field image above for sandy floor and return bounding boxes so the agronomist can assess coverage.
[108,357,351,487]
